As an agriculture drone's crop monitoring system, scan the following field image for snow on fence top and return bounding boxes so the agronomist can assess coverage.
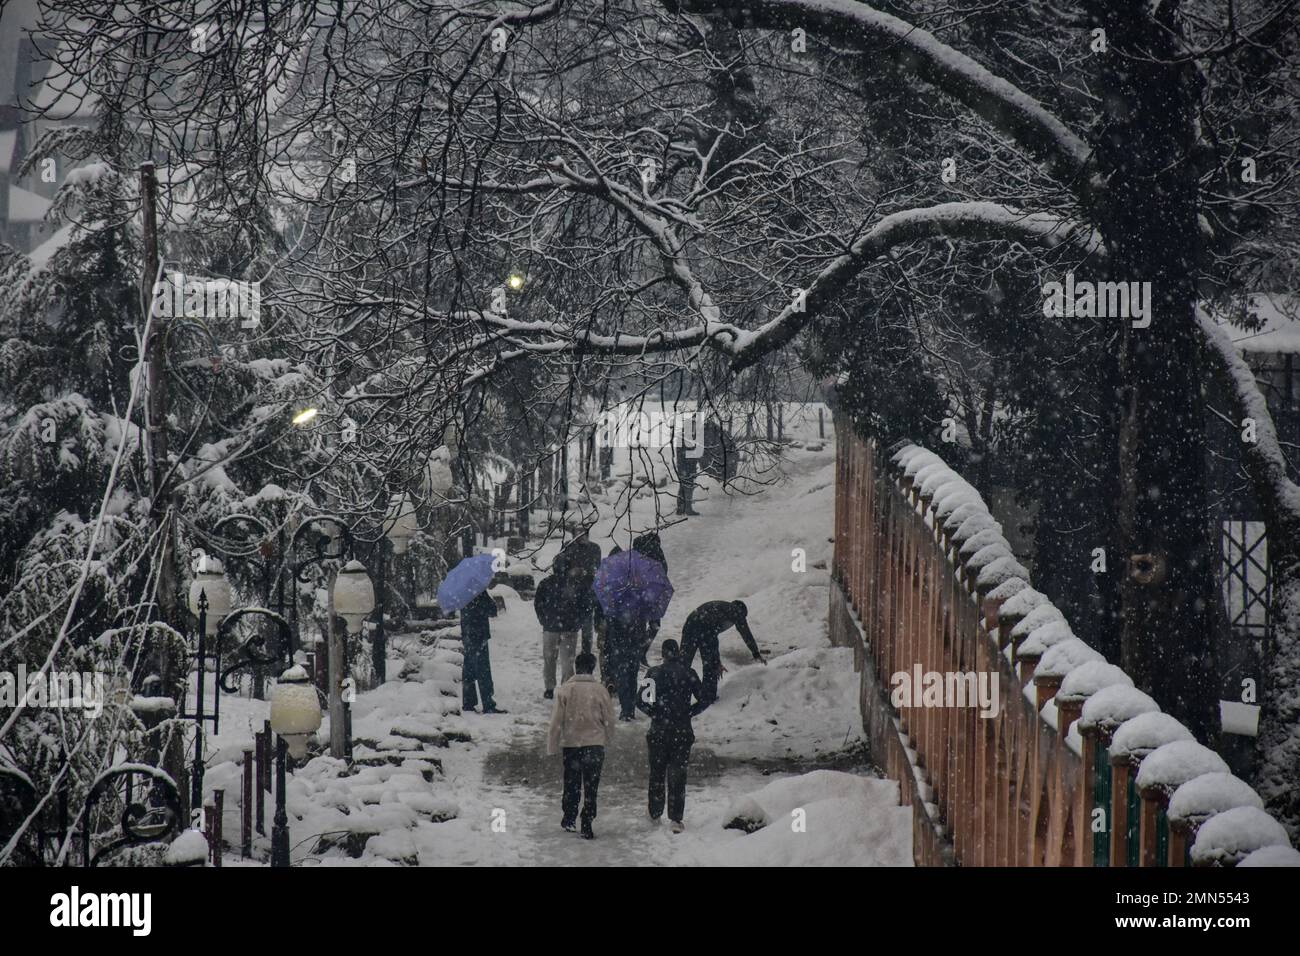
[887,441,1294,864]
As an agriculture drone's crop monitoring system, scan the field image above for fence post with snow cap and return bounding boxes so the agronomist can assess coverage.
[829,427,1293,866]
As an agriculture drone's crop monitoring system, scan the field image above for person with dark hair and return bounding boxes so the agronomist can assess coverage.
[631,530,669,662]
[535,569,589,699]
[637,639,706,832]
[680,599,766,706]
[594,543,622,692]
[556,529,602,654]
[460,589,505,714]
[547,651,615,839]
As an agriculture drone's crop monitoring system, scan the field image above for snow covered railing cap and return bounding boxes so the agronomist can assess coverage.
[1078,685,1159,740]
[1134,740,1230,801]
[985,576,1028,603]
[1190,806,1291,867]
[1034,638,1104,683]
[975,556,1029,596]
[997,586,1048,631]
[1056,661,1132,708]
[1016,619,1078,665]
[1167,773,1263,831]
[1109,712,1195,766]
[1237,845,1300,866]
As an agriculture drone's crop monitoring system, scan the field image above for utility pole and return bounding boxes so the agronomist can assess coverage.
[140,161,188,816]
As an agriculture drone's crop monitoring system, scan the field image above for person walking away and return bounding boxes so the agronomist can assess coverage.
[604,607,651,721]
[547,652,615,839]
[460,589,505,714]
[535,571,583,699]
[637,640,706,832]
[595,543,622,691]
[680,600,766,706]
[556,528,602,653]
[631,531,669,660]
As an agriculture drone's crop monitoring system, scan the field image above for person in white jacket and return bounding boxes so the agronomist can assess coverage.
[546,652,616,839]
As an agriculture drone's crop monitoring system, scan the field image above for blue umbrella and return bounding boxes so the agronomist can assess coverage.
[437,553,497,613]
[593,550,673,624]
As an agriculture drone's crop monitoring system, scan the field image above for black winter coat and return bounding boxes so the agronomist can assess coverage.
[460,590,497,644]
[636,659,707,735]
[535,574,591,632]
[681,600,761,666]
[555,537,601,579]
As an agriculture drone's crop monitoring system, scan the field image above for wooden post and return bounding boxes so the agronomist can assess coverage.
[242,748,253,858]
[1110,759,1131,867]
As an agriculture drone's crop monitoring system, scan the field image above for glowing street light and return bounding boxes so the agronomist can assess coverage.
[506,272,525,291]
[291,407,319,426]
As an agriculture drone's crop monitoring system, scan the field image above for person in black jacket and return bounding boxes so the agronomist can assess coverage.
[680,599,766,706]
[460,589,505,713]
[556,530,601,654]
[631,531,669,660]
[636,639,706,831]
[535,570,591,698]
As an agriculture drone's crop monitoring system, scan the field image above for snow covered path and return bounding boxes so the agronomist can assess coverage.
[433,444,913,866]
[204,442,913,866]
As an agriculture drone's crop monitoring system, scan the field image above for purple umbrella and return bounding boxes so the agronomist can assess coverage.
[437,553,497,613]
[593,550,673,624]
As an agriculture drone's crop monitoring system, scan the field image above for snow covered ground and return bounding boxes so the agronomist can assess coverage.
[196,438,913,867]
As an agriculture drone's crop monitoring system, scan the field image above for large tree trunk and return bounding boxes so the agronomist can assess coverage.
[1091,0,1218,740]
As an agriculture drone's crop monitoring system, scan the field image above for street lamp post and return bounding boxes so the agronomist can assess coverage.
[268,665,321,868]
[184,557,291,829]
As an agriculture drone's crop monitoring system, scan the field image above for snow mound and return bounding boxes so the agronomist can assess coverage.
[1110,713,1194,762]
[953,512,1001,545]
[986,577,1028,602]
[723,796,770,833]
[976,555,1028,591]
[693,771,912,867]
[918,467,958,498]
[1237,845,1300,867]
[1079,685,1159,735]
[998,586,1048,623]
[1016,619,1076,660]
[958,527,1008,558]
[1058,662,1132,705]
[700,646,864,760]
[1035,638,1104,680]
[943,502,986,533]
[1010,603,1065,640]
[165,829,208,866]
[1190,806,1291,866]
[1168,773,1263,827]
[1134,740,1229,795]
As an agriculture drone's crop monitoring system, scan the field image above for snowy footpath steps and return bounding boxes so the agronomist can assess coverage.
[270,625,472,865]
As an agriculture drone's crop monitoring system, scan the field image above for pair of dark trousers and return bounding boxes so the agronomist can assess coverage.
[462,639,495,710]
[613,649,641,718]
[647,728,693,822]
[561,746,605,826]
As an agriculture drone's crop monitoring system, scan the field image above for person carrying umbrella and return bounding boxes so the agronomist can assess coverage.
[680,599,766,706]
[460,589,506,714]
[636,639,707,832]
[592,546,673,720]
[438,554,507,714]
